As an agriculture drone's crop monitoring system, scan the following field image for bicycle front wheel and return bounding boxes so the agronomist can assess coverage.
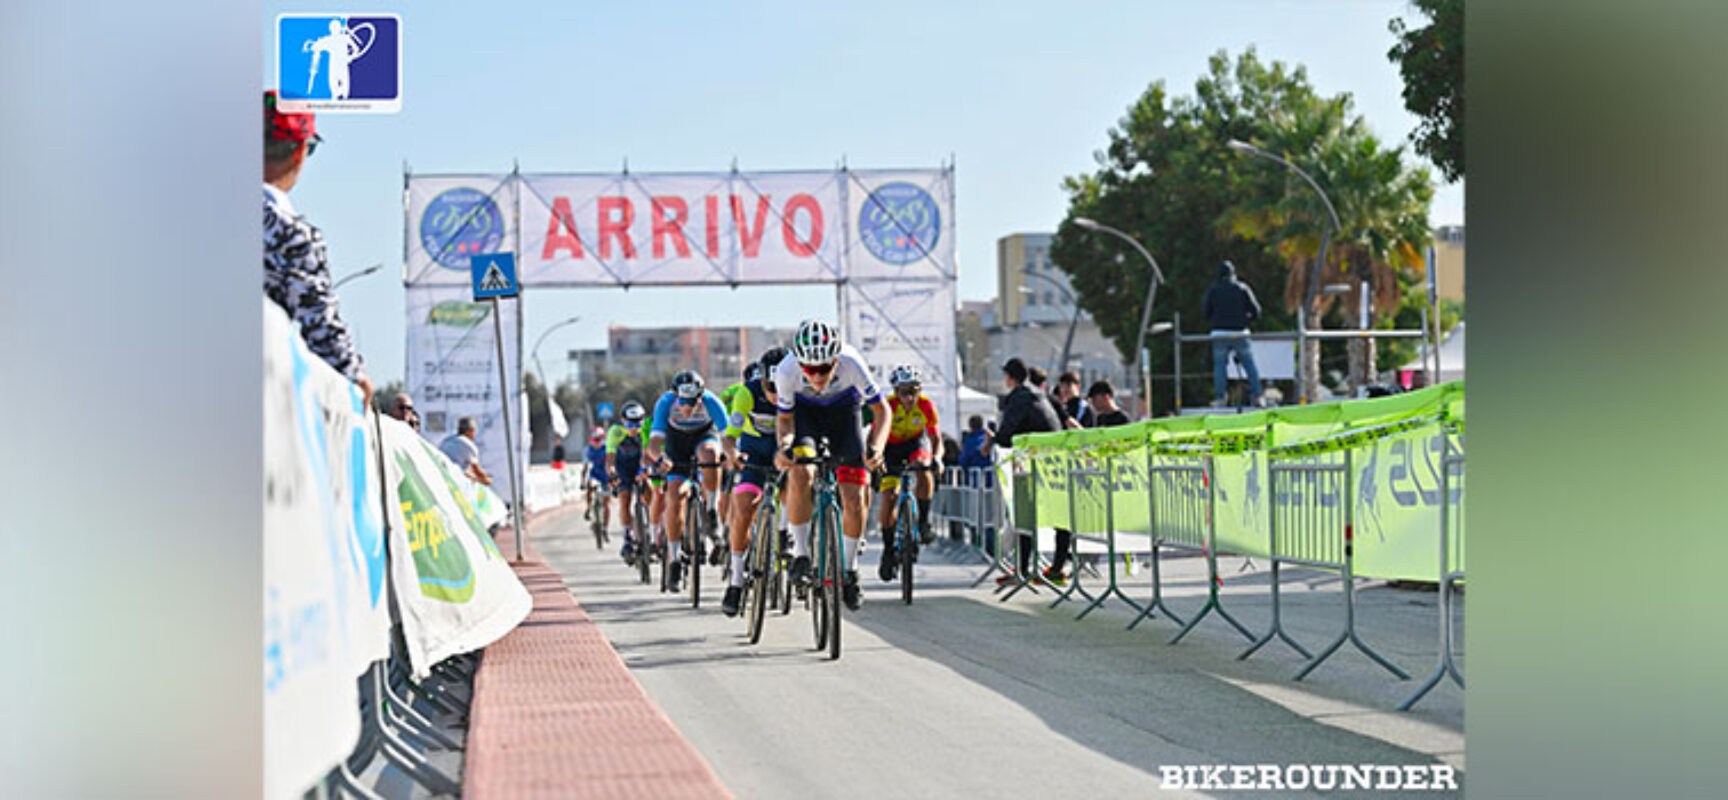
[899,496,918,605]
[747,495,777,644]
[823,499,844,660]
[686,491,704,609]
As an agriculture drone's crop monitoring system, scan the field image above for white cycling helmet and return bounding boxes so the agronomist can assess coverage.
[889,364,921,388]
[791,319,843,365]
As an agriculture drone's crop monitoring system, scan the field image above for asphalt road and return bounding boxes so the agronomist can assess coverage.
[535,500,1464,799]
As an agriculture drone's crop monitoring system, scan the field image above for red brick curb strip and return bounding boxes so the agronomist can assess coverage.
[465,538,732,799]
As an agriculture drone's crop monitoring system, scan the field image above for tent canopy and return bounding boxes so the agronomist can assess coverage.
[1401,322,1465,383]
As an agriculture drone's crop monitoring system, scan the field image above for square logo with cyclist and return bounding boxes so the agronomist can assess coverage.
[276,14,401,113]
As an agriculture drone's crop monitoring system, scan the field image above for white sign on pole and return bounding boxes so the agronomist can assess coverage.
[405,285,525,498]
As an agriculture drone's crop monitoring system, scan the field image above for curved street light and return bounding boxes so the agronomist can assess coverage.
[1227,139,1341,404]
[1073,217,1164,416]
[1017,270,1084,374]
[332,263,383,289]
[530,315,583,389]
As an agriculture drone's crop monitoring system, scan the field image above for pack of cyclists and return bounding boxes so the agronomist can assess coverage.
[581,319,944,618]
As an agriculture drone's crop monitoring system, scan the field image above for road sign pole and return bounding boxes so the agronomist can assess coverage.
[491,296,527,561]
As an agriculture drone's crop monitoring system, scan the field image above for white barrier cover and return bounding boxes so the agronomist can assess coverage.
[263,301,391,800]
[380,416,533,677]
[525,466,567,513]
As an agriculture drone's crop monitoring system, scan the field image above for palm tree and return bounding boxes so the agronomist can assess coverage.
[1226,99,1434,398]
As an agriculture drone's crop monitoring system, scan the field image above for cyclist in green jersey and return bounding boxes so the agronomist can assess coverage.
[605,401,650,561]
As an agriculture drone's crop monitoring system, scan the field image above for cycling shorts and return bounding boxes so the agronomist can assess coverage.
[732,434,779,495]
[877,436,932,493]
[664,425,719,482]
[792,400,868,486]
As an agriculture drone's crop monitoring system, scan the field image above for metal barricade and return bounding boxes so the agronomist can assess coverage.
[1237,443,1317,663]
[1262,447,1409,681]
[1400,436,1465,710]
[1046,454,1102,610]
[1127,448,1253,644]
[998,457,1047,600]
[1061,454,1149,620]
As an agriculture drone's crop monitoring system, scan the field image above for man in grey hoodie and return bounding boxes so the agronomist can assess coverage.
[1201,260,1264,407]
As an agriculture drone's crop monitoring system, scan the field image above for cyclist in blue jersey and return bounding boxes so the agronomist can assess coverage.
[585,427,608,489]
[646,370,729,593]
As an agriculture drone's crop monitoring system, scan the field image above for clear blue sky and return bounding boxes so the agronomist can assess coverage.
[265,0,1463,387]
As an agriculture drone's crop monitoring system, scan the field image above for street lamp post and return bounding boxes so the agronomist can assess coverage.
[531,315,583,387]
[1073,217,1165,417]
[332,263,383,289]
[1017,271,1083,373]
[1227,140,1342,405]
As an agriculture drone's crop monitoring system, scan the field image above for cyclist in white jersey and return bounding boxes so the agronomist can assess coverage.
[770,320,890,611]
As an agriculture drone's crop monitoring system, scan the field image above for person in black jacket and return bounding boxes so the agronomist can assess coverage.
[992,357,1063,585]
[1201,260,1264,407]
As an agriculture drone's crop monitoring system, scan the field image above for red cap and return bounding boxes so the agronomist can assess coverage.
[264,90,317,143]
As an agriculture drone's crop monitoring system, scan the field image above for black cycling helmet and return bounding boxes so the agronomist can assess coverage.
[758,346,789,389]
[672,369,705,400]
[621,401,646,423]
[743,362,762,384]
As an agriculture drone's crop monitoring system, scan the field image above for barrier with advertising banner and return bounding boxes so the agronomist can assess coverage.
[403,166,961,474]
[1009,382,1466,582]
[264,301,528,799]
[379,418,532,676]
[264,301,388,800]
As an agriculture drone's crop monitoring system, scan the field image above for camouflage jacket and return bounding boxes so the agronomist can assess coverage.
[264,184,362,379]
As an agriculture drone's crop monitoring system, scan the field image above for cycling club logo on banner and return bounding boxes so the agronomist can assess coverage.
[858,182,940,266]
[420,188,506,270]
[276,14,401,113]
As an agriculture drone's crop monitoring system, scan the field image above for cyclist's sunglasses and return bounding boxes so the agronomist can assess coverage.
[800,361,835,376]
[305,133,323,157]
[676,396,699,407]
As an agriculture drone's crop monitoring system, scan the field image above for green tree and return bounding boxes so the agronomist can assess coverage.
[1389,0,1464,182]
[1227,95,1434,395]
[1051,49,1435,408]
[372,379,405,415]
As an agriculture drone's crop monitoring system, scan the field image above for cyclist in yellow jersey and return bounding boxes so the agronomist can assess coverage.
[717,347,786,616]
[605,401,649,562]
[713,375,753,561]
[877,365,944,582]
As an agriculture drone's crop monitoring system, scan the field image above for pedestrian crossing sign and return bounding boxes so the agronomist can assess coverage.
[470,253,519,300]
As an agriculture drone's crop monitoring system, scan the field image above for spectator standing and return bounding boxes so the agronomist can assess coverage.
[439,416,494,486]
[1202,260,1263,407]
[959,415,993,475]
[550,435,567,470]
[388,392,421,432]
[1086,380,1132,427]
[991,358,1062,586]
[262,91,371,405]
[1055,370,1092,428]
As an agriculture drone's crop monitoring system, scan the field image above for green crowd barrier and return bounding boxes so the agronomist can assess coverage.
[1008,382,1465,583]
